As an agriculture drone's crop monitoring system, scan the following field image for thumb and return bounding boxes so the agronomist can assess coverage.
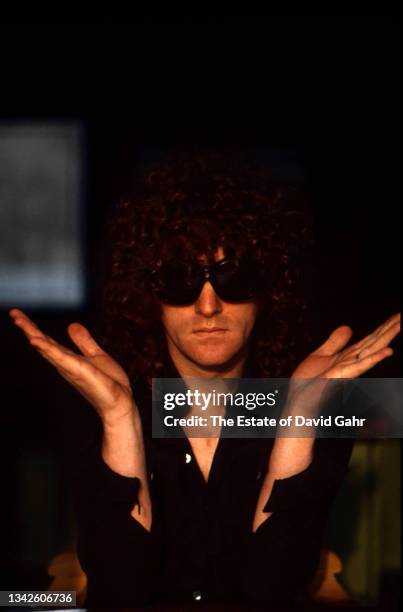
[67,323,104,357]
[313,325,353,357]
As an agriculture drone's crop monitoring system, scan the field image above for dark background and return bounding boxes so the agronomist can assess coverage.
[0,17,400,607]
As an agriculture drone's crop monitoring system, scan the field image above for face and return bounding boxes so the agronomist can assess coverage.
[160,248,259,375]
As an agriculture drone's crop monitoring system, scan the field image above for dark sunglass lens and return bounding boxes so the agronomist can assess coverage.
[213,259,261,302]
[153,261,204,305]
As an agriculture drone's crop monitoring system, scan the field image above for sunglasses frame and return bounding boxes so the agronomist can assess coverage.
[150,257,261,305]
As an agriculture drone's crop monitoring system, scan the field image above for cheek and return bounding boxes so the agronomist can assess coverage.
[160,305,192,338]
[231,304,258,336]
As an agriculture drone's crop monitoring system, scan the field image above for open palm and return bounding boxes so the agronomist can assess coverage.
[285,313,400,420]
[9,308,134,424]
[292,313,400,380]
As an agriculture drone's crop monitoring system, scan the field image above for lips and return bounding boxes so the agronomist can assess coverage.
[193,328,227,334]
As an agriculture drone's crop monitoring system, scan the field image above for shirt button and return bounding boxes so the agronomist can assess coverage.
[256,470,262,481]
[192,590,202,601]
[185,453,192,463]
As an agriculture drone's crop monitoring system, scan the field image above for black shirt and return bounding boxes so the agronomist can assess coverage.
[71,358,354,610]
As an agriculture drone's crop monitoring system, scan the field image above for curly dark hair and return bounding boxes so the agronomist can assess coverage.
[100,145,314,385]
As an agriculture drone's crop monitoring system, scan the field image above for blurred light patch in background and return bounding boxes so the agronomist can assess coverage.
[0,122,84,307]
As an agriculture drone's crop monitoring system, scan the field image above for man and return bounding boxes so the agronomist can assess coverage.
[9,147,400,609]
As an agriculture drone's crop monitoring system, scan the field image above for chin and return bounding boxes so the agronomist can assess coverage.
[190,344,240,369]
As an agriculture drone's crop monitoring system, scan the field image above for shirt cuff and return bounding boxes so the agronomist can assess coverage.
[76,448,141,515]
[263,438,353,512]
[93,457,141,510]
[263,460,326,512]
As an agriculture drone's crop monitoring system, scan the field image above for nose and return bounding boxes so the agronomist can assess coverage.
[194,281,223,317]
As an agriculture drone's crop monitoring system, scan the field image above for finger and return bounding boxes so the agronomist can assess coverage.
[29,336,84,375]
[9,308,28,319]
[326,347,393,379]
[313,326,353,357]
[67,323,105,358]
[355,321,400,360]
[32,338,103,397]
[335,312,400,361]
[33,341,119,409]
[374,312,400,335]
[353,312,401,351]
[10,313,62,352]
[10,310,48,341]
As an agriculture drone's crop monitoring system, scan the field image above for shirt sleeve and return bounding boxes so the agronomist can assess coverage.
[241,436,354,604]
[69,408,159,609]
[264,436,354,511]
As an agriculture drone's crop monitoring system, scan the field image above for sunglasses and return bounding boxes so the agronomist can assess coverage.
[150,257,263,305]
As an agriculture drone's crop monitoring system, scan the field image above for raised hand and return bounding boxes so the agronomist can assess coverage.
[284,313,401,422]
[292,313,400,380]
[9,308,135,426]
